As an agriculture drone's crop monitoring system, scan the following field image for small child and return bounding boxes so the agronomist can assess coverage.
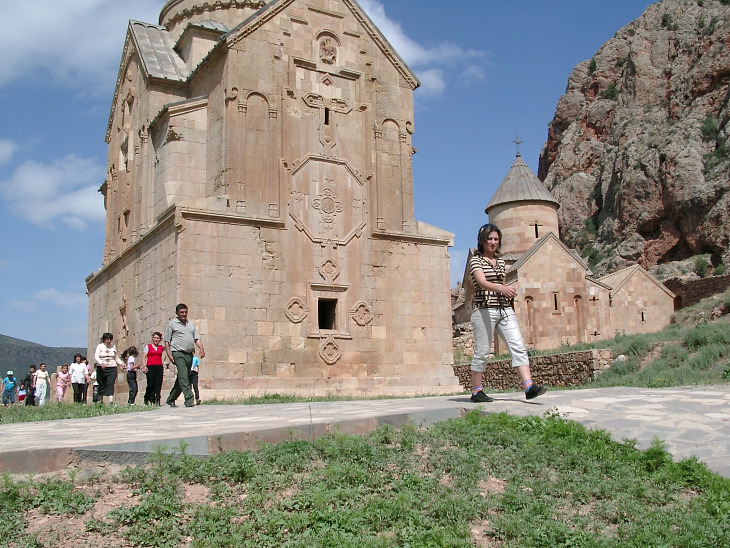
[122,346,140,405]
[2,371,18,407]
[56,364,70,403]
[189,355,201,406]
[91,369,99,403]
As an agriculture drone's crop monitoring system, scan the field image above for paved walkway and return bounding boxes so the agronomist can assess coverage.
[1,385,728,477]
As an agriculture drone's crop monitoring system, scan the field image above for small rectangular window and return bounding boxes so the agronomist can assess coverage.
[551,292,560,314]
[318,298,337,330]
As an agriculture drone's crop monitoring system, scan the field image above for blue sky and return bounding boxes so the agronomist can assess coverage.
[0,0,655,347]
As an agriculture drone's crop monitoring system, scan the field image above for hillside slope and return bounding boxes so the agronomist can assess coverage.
[0,334,87,379]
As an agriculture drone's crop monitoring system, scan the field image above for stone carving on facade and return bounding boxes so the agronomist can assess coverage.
[319,37,337,64]
[318,258,340,283]
[285,297,308,323]
[350,301,373,326]
[319,335,341,364]
[312,187,343,224]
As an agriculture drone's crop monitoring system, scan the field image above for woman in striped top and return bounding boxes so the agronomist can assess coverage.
[469,223,546,402]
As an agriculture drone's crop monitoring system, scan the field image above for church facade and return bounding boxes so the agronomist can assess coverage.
[86,0,459,396]
[455,154,675,351]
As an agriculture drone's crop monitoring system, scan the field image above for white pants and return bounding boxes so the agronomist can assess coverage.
[35,382,47,405]
[470,307,529,373]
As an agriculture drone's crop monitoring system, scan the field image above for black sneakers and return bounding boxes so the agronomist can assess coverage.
[525,385,547,400]
[470,390,494,403]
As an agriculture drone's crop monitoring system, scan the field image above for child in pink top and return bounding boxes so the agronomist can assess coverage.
[56,364,71,403]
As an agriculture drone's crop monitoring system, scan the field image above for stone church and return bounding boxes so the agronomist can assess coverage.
[454,153,675,351]
[86,0,460,396]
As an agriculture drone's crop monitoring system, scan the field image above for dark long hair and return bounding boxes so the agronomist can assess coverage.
[477,223,502,255]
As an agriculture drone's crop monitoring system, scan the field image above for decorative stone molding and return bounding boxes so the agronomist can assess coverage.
[312,188,343,223]
[318,258,340,283]
[285,297,308,323]
[319,335,341,365]
[161,1,266,30]
[350,301,373,326]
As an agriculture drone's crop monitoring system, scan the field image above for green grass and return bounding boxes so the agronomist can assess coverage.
[0,401,152,425]
[3,412,729,547]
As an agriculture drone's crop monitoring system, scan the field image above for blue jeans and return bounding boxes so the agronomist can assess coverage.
[470,307,529,373]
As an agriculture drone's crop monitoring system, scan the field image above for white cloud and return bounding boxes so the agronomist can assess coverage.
[359,0,486,98]
[416,69,446,97]
[32,288,88,308]
[461,65,486,82]
[0,0,485,98]
[10,287,87,313]
[0,139,17,166]
[0,0,160,91]
[0,154,105,228]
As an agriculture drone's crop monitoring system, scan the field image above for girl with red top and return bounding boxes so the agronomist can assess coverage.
[143,332,165,405]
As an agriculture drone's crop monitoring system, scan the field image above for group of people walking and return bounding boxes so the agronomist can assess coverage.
[2,304,205,409]
[91,303,205,407]
[2,358,95,407]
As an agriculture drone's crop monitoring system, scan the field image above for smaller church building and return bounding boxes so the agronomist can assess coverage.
[454,153,675,351]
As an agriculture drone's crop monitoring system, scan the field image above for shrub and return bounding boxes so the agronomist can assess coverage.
[600,83,619,100]
[700,117,719,142]
[682,323,730,351]
[589,58,597,73]
[713,263,726,276]
[584,218,598,236]
[703,145,729,172]
[581,243,605,270]
[661,13,679,31]
[695,256,708,278]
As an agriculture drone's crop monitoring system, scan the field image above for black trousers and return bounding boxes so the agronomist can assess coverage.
[127,371,138,404]
[144,366,163,405]
[189,370,199,400]
[72,382,85,403]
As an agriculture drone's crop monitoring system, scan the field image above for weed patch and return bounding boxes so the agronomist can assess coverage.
[4,412,728,546]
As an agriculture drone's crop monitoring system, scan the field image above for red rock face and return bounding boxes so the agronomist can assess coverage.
[539,0,730,274]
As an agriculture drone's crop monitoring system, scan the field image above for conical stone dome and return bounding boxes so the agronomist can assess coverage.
[486,154,560,258]
[486,153,559,213]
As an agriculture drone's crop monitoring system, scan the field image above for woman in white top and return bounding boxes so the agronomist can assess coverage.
[94,332,124,404]
[69,353,89,403]
[33,363,51,406]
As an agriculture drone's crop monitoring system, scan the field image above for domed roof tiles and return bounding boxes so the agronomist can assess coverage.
[486,154,559,213]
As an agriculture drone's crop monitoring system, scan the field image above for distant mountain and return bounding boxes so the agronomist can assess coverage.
[0,334,88,380]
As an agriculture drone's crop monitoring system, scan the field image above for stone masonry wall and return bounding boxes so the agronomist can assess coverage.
[663,274,730,309]
[452,349,614,391]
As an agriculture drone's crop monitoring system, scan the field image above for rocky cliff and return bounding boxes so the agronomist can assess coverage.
[539,0,730,275]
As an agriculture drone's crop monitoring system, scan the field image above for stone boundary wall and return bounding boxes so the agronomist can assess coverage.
[452,349,614,391]
[663,274,730,309]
